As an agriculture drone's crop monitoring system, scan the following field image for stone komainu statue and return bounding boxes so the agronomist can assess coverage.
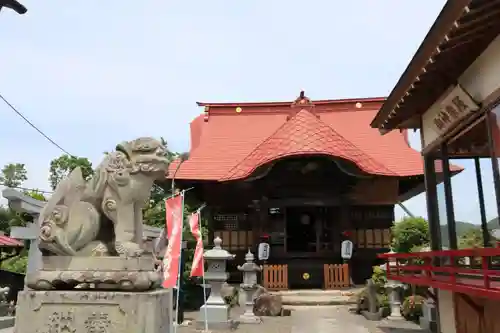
[38,137,169,258]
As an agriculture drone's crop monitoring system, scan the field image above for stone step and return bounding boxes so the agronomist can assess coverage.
[279,295,357,306]
[272,289,353,297]
[0,317,14,330]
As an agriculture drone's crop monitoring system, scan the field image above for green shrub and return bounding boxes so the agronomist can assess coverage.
[354,286,390,317]
[401,295,425,322]
[223,287,239,308]
[371,266,387,293]
[377,293,390,317]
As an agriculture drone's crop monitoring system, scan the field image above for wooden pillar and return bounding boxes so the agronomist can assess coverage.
[207,206,215,245]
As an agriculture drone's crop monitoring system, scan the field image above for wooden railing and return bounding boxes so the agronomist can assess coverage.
[378,248,500,300]
[323,264,350,289]
[263,264,288,290]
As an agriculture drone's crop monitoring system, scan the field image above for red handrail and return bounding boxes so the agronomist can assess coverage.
[378,248,500,300]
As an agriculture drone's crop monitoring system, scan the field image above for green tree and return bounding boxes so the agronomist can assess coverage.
[0,207,12,233]
[0,163,27,188]
[392,216,430,253]
[1,250,27,274]
[458,228,496,249]
[49,154,93,190]
[23,189,47,201]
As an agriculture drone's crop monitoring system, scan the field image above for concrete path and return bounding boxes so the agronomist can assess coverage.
[291,306,371,333]
[179,305,426,333]
[290,306,427,333]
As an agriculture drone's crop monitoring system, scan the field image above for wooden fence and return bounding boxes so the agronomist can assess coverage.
[323,264,350,289]
[263,264,288,290]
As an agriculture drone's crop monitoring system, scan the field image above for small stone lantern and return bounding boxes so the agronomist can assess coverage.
[379,250,404,320]
[197,236,235,330]
[237,249,262,324]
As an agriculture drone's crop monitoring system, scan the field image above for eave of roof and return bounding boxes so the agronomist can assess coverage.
[0,235,23,247]
[371,0,500,132]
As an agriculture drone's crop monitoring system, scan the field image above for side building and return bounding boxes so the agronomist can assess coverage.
[372,1,500,332]
[169,92,428,289]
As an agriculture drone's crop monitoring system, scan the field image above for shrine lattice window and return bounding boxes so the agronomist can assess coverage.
[213,212,253,250]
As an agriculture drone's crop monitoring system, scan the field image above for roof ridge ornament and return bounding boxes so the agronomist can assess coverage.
[289,90,317,120]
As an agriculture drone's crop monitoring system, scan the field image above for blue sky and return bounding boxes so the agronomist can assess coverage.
[1,0,496,224]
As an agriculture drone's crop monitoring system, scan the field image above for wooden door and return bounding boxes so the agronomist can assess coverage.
[263,264,288,290]
[323,264,350,289]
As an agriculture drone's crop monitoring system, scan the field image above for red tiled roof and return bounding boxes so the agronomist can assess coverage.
[168,96,427,181]
[222,110,395,180]
[0,235,23,247]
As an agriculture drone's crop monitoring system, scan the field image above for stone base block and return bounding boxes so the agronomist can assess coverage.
[15,289,172,333]
[239,312,262,324]
[196,304,232,330]
[27,256,161,291]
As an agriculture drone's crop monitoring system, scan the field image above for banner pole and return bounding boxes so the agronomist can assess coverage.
[197,206,209,332]
[173,191,185,333]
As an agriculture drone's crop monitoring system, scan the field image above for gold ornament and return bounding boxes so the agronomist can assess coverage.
[302,272,310,280]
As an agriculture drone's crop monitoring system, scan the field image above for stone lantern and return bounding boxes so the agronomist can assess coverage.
[197,236,235,330]
[379,250,404,320]
[237,249,262,324]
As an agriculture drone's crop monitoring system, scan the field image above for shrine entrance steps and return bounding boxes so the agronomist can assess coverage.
[272,288,362,306]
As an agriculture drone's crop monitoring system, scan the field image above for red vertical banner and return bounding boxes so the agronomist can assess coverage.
[162,194,184,288]
[189,211,204,277]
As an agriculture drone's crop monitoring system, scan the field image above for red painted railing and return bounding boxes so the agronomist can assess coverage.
[378,248,500,299]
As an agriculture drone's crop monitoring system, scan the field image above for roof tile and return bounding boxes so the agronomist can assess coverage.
[222,110,394,180]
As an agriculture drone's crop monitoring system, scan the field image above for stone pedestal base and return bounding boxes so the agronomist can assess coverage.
[239,311,262,324]
[196,304,231,330]
[15,289,172,333]
[27,256,161,291]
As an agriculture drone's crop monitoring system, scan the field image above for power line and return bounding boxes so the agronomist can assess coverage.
[0,93,73,156]
[0,183,53,194]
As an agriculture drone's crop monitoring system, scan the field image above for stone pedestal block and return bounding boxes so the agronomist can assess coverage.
[27,256,161,291]
[15,289,172,333]
[197,304,231,330]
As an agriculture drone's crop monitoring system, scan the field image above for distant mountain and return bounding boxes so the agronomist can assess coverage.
[440,218,499,248]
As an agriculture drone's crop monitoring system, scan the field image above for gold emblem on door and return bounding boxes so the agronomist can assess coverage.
[302,273,310,280]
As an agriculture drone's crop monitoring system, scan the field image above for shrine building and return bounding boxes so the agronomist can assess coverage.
[169,92,429,289]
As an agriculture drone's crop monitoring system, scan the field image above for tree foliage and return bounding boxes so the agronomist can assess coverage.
[392,217,430,253]
[0,163,27,188]
[0,163,44,234]
[23,189,46,202]
[458,228,497,249]
[1,250,28,274]
[49,154,93,190]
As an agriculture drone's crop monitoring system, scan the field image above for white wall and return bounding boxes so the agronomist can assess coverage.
[438,290,456,333]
